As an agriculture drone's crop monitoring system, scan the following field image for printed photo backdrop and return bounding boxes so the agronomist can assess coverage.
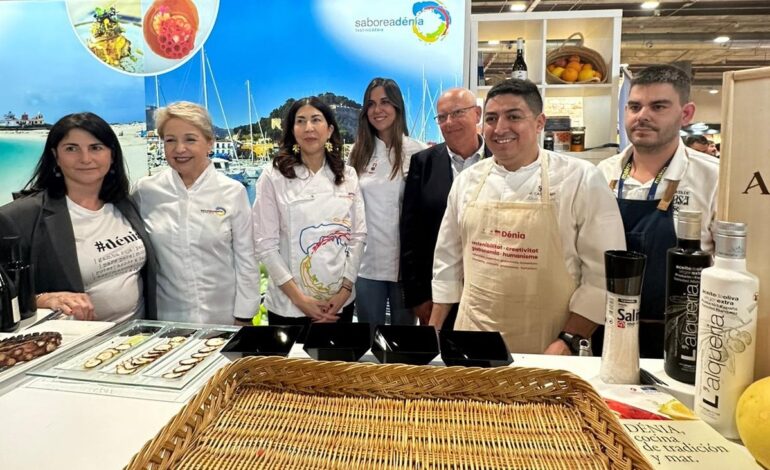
[1,0,467,205]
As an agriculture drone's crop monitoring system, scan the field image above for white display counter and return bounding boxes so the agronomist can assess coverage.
[0,320,752,470]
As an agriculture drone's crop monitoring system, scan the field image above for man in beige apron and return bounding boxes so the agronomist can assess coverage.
[430,79,626,355]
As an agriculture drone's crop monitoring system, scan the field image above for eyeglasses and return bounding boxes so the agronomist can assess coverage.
[434,105,477,124]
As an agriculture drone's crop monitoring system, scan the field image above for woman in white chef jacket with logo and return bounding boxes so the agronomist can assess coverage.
[133,102,261,325]
[252,97,366,333]
[349,78,428,333]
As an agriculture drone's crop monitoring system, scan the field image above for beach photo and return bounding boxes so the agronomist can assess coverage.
[0,0,146,205]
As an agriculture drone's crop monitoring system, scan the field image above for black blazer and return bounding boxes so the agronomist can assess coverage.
[400,141,491,307]
[0,191,158,319]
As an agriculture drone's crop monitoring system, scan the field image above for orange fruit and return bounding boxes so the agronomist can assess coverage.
[566,61,582,71]
[568,55,581,62]
[551,66,566,78]
[547,64,556,72]
[561,68,579,82]
[593,71,603,80]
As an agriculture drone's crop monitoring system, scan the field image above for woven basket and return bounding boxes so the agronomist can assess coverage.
[546,32,609,84]
[126,357,651,470]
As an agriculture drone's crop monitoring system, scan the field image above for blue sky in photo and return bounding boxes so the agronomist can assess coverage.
[0,1,145,124]
[145,0,466,142]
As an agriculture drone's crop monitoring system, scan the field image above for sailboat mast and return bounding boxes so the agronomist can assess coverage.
[247,80,254,161]
[154,76,160,109]
[201,48,208,110]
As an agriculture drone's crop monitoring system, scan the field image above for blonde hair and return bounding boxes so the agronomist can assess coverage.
[155,101,215,141]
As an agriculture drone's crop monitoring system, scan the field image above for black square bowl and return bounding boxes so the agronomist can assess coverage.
[371,325,439,365]
[439,330,513,368]
[303,323,371,362]
[220,325,302,359]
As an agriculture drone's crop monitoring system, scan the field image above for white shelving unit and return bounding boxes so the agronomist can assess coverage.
[467,10,622,149]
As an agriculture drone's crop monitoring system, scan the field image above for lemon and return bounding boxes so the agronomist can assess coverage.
[736,377,770,469]
[658,399,697,420]
[577,69,596,82]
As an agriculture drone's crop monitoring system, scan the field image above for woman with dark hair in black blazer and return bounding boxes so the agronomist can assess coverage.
[0,112,157,322]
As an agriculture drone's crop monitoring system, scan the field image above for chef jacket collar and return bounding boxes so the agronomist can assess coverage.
[618,140,689,183]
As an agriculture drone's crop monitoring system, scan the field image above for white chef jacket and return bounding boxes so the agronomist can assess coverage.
[432,149,626,324]
[252,162,366,318]
[132,164,261,324]
[597,140,719,252]
[356,136,428,281]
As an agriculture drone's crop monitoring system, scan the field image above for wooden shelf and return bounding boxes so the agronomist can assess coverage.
[469,10,622,149]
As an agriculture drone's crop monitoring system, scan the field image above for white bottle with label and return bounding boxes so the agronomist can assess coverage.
[694,221,759,439]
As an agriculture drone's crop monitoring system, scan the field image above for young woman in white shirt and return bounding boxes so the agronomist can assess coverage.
[252,97,366,337]
[133,102,261,325]
[348,78,428,333]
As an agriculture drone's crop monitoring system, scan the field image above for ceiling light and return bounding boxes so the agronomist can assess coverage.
[708,89,719,95]
[641,1,659,9]
[509,2,527,12]
[691,122,709,131]
[714,36,730,43]
[488,40,500,45]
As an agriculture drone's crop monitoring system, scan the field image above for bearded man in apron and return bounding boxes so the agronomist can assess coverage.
[596,64,719,358]
[430,79,626,355]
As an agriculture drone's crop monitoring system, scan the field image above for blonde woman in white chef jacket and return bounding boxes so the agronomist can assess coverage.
[252,97,366,334]
[133,102,261,325]
[348,78,428,334]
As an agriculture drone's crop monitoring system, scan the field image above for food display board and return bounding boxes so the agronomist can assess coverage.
[29,320,237,391]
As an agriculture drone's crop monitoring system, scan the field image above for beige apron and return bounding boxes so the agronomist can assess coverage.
[455,152,577,353]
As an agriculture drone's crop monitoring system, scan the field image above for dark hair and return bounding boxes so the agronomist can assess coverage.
[485,79,543,115]
[630,64,692,105]
[349,78,409,179]
[23,112,129,202]
[684,134,709,147]
[273,97,345,185]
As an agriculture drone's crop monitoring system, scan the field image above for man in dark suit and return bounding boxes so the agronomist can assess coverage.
[400,88,490,327]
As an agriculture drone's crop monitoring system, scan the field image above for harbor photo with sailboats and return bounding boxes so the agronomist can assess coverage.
[143,0,465,202]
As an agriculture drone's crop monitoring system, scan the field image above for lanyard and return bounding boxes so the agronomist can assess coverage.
[616,154,674,200]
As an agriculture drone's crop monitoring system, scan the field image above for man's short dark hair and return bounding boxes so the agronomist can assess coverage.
[630,64,692,105]
[485,79,543,115]
[684,134,709,147]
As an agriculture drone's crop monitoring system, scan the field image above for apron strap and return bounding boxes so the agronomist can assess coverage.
[656,179,680,211]
[468,160,495,203]
[540,150,551,204]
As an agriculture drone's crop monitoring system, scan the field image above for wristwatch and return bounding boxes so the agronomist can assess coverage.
[557,331,585,355]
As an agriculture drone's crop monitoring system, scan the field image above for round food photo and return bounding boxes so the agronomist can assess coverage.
[66,0,219,75]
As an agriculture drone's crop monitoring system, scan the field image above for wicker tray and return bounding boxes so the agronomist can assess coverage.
[126,357,651,470]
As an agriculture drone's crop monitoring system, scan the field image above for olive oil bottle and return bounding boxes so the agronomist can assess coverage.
[664,211,712,384]
[694,221,759,439]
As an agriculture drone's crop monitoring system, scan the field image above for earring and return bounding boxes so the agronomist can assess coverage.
[292,144,300,155]
[324,141,333,153]
[53,166,62,177]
